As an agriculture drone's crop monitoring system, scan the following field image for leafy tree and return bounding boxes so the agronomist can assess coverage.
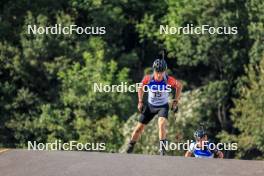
[246,0,264,64]
[0,0,263,160]
[31,38,130,150]
[219,58,264,159]
[57,37,133,119]
[138,0,250,84]
[0,11,83,147]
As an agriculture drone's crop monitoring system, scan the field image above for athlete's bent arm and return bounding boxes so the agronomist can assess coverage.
[138,75,150,112]
[174,81,182,102]
[137,84,144,112]
[168,76,183,108]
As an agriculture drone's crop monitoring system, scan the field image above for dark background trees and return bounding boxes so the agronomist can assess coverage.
[0,0,263,159]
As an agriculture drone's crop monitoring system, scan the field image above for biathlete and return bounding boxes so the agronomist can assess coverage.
[126,58,183,155]
[185,129,224,158]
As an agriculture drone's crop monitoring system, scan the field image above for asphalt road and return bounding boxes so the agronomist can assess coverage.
[0,149,263,176]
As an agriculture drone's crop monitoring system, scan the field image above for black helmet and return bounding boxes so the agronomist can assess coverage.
[194,129,207,140]
[153,59,167,72]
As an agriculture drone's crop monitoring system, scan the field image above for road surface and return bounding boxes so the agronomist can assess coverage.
[0,149,263,176]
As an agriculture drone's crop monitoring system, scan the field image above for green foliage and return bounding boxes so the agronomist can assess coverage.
[2,37,132,151]
[138,0,250,82]
[75,115,124,152]
[246,0,264,63]
[37,104,124,152]
[219,58,264,159]
[58,37,132,119]
[0,0,264,160]
[0,11,83,147]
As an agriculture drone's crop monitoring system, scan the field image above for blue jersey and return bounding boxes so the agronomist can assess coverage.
[188,142,216,158]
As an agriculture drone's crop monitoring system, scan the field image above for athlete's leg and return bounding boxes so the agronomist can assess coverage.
[126,122,145,153]
[126,104,155,153]
[158,116,168,155]
[158,117,167,140]
[130,122,145,142]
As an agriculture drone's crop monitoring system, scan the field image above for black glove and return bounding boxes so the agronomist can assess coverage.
[171,99,179,113]
[171,105,179,113]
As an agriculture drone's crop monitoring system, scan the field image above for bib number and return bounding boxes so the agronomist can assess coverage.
[154,92,162,97]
